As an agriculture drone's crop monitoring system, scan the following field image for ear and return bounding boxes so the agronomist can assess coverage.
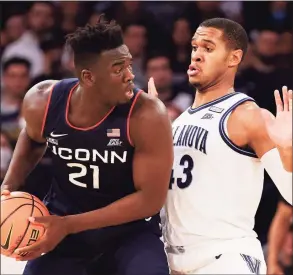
[81,69,95,87]
[228,49,243,68]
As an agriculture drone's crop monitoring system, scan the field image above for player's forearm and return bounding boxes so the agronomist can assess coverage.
[65,191,163,234]
[261,148,292,204]
[267,215,291,264]
[277,146,292,172]
[1,129,47,191]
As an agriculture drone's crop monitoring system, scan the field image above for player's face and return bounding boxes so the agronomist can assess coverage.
[188,27,237,91]
[93,45,135,105]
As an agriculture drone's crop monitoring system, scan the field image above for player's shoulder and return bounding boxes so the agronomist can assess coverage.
[22,80,59,120]
[232,99,272,134]
[132,90,168,119]
[23,80,59,106]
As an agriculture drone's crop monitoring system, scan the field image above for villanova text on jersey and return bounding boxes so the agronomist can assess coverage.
[172,125,209,154]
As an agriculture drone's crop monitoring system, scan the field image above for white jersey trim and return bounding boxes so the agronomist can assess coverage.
[188,92,240,114]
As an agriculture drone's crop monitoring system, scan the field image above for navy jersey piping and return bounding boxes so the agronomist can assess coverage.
[219,98,258,158]
[126,90,143,147]
[188,92,240,114]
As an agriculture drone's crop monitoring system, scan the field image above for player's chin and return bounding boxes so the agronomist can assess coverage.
[118,95,132,104]
[123,90,134,102]
[188,77,201,87]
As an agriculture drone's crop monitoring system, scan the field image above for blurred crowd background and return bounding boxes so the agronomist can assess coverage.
[1,1,292,274]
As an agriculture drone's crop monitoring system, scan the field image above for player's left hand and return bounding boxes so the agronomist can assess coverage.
[14,215,69,261]
[147,77,158,97]
[262,86,292,149]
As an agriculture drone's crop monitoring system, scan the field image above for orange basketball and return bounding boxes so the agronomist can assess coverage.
[1,191,50,257]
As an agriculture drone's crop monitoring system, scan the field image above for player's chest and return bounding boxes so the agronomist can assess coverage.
[45,124,131,163]
[172,114,222,155]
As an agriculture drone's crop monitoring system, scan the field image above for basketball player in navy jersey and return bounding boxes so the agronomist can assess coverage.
[1,17,173,275]
[148,18,292,274]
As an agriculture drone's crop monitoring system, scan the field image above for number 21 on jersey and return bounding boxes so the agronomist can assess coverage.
[169,154,194,189]
[67,163,100,189]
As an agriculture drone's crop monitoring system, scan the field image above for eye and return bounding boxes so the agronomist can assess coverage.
[192,46,198,51]
[115,68,123,74]
[206,47,213,52]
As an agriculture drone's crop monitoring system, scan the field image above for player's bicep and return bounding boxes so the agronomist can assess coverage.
[242,106,275,158]
[22,80,56,143]
[132,99,174,204]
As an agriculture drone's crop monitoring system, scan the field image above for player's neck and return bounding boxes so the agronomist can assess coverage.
[72,85,114,115]
[192,84,234,108]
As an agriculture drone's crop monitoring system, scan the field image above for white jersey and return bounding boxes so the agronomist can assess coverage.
[164,92,265,272]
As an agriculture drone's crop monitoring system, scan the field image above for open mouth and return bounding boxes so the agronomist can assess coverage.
[125,89,134,99]
[125,83,134,99]
[187,65,200,77]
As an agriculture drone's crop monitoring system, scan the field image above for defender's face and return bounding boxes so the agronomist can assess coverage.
[93,45,135,105]
[188,27,230,90]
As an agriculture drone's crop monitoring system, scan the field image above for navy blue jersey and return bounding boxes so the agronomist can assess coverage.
[42,78,142,214]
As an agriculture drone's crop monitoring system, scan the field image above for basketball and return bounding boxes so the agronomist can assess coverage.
[1,191,50,257]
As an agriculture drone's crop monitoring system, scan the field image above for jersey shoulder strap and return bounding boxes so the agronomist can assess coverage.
[42,78,78,138]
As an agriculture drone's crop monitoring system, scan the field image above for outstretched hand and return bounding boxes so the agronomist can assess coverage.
[147,77,158,97]
[262,86,292,149]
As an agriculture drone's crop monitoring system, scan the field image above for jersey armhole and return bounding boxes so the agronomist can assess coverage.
[219,98,258,158]
[127,90,143,147]
[40,85,55,138]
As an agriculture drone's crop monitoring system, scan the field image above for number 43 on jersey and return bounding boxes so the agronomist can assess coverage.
[169,154,194,189]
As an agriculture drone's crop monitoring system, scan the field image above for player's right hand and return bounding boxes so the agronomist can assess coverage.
[267,263,284,275]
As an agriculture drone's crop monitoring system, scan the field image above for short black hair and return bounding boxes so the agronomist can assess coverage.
[66,15,124,68]
[3,57,31,72]
[199,18,248,60]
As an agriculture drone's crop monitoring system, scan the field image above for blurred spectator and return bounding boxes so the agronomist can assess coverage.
[61,48,75,78]
[277,32,293,70]
[57,1,80,34]
[30,33,69,85]
[2,13,26,45]
[182,1,226,31]
[104,1,148,27]
[168,18,192,85]
[0,134,13,182]
[2,2,56,78]
[123,22,148,89]
[1,57,31,146]
[103,1,169,53]
[265,1,292,32]
[145,53,192,113]
[220,1,244,23]
[1,13,26,58]
[267,199,292,275]
[238,30,292,114]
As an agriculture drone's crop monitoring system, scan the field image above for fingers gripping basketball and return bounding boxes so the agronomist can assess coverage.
[1,191,50,257]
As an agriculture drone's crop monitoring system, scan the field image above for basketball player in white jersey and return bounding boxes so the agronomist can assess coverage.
[153,18,293,274]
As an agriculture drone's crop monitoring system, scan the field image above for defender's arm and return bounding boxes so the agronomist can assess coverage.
[235,102,292,205]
